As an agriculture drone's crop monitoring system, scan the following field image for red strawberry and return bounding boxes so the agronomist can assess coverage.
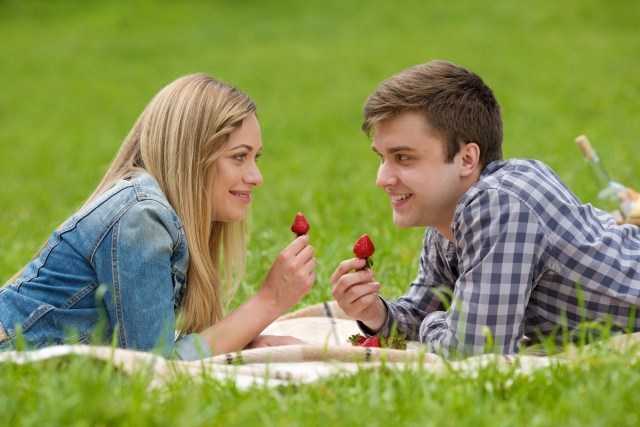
[353,234,375,269]
[291,212,310,236]
[361,336,381,348]
[347,333,408,349]
[348,334,366,346]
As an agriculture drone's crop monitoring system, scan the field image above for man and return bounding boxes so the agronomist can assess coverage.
[331,60,640,358]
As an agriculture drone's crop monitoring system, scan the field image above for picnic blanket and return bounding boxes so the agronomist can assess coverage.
[1,301,639,389]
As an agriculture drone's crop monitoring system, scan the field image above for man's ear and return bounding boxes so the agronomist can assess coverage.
[459,142,480,177]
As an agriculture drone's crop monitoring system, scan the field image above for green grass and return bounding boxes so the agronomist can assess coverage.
[1,343,639,426]
[1,0,640,425]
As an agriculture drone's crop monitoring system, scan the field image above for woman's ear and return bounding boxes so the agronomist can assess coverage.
[459,142,480,177]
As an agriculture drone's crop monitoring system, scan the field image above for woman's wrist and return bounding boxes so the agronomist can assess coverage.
[252,287,285,320]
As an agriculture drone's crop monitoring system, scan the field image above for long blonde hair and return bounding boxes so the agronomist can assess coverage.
[8,73,256,336]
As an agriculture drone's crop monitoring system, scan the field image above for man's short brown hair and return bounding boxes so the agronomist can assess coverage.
[363,60,503,167]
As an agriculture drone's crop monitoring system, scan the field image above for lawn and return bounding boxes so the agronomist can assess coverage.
[1,0,639,425]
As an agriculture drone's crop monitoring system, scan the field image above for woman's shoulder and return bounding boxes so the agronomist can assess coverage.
[129,172,170,202]
[67,173,182,239]
[88,172,174,214]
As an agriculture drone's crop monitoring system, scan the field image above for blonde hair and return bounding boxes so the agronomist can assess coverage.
[7,73,257,336]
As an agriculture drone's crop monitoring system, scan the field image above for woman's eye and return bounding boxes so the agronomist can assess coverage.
[233,153,247,161]
[255,152,262,162]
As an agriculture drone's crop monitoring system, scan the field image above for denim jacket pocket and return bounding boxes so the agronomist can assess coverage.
[22,304,56,332]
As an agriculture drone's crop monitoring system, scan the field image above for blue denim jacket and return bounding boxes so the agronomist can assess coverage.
[0,172,211,360]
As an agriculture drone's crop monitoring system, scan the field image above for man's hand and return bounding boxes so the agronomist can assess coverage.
[331,257,387,332]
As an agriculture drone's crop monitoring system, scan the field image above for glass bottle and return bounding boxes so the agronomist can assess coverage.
[574,135,633,217]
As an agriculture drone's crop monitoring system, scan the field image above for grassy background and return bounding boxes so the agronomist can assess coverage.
[1,0,639,425]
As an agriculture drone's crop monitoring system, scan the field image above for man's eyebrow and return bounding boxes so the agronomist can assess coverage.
[371,144,417,154]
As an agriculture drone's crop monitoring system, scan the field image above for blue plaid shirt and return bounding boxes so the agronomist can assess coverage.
[375,159,640,357]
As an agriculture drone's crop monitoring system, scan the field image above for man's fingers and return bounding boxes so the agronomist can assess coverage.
[345,281,381,305]
[330,258,367,285]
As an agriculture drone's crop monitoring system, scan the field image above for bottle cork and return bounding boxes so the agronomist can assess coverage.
[575,135,596,160]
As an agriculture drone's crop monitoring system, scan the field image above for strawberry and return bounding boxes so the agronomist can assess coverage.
[348,334,366,346]
[291,212,310,236]
[361,336,382,347]
[353,234,375,269]
[347,332,407,349]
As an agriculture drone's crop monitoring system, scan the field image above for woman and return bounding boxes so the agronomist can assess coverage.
[0,74,316,360]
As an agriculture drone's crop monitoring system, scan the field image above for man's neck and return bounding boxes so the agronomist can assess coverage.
[435,225,454,242]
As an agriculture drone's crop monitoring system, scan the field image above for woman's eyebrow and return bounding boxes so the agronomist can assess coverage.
[228,144,258,151]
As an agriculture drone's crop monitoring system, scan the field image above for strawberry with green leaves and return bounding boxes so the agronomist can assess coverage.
[353,234,375,269]
[347,333,407,350]
[347,334,366,346]
[361,336,382,348]
[291,212,310,237]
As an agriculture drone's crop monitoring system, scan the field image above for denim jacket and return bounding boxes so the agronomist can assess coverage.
[0,172,211,360]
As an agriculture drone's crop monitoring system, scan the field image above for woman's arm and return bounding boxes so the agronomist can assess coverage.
[198,235,316,355]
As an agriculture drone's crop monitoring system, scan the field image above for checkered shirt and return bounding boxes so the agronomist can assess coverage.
[376,159,640,358]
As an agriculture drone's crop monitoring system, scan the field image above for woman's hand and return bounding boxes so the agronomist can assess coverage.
[245,334,308,349]
[258,235,316,313]
[198,236,316,356]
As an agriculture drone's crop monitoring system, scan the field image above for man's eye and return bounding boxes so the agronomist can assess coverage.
[397,154,410,161]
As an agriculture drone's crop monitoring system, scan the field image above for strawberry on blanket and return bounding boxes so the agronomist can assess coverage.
[347,333,407,350]
[361,336,382,348]
[347,334,366,346]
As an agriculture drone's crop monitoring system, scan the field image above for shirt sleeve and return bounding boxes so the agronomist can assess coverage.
[94,200,210,360]
[371,228,456,341]
[421,189,547,358]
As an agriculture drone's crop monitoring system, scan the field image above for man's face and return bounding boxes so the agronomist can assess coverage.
[372,111,466,232]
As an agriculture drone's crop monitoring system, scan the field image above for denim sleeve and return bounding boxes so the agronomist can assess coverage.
[94,200,209,359]
[173,333,212,360]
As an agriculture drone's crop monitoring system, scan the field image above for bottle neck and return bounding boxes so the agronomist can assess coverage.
[586,154,613,187]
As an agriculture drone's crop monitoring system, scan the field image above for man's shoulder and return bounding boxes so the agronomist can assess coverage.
[459,158,583,232]
[480,158,554,183]
[473,158,567,198]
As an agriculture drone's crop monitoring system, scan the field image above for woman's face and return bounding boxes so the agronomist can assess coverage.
[211,113,263,222]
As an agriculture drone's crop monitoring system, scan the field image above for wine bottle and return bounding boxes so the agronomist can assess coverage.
[575,135,633,217]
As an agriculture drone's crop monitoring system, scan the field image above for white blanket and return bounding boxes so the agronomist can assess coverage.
[1,301,637,389]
